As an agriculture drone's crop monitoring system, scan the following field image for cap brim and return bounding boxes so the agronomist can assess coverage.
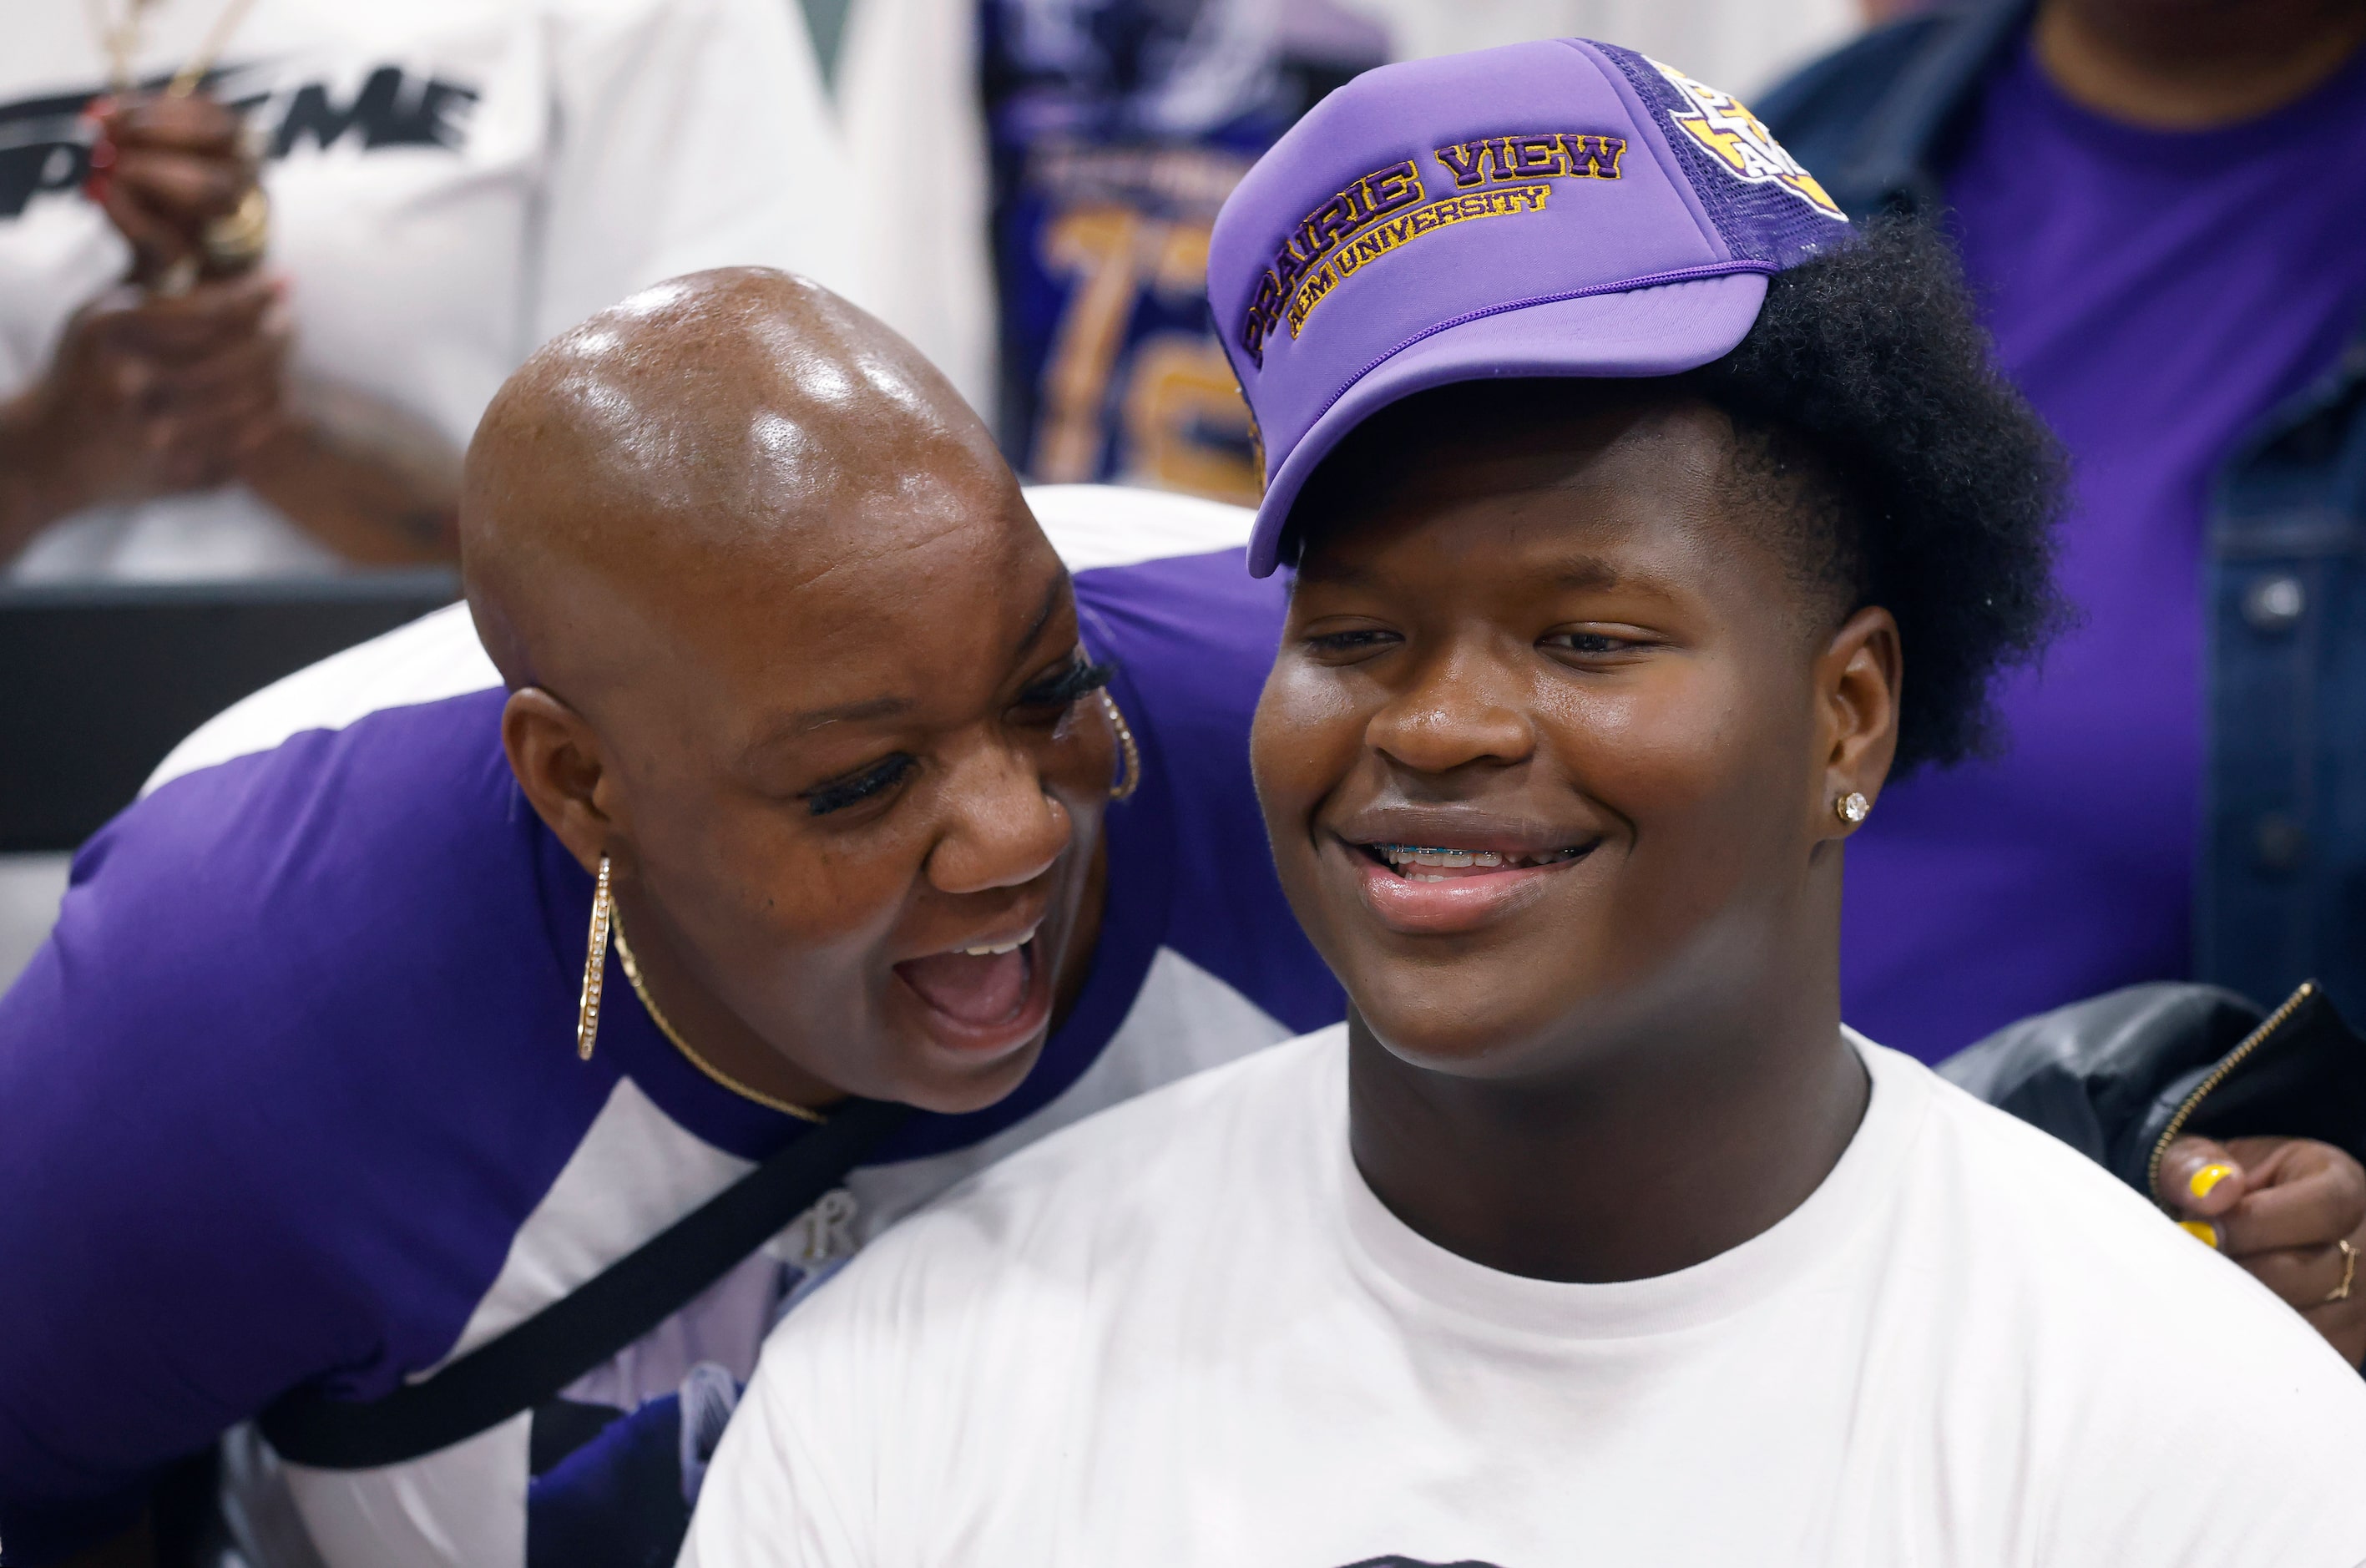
[1245,271,1771,576]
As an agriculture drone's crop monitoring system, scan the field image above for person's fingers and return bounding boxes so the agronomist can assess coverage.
[149,331,289,420]
[65,287,276,432]
[2265,1217,2365,1369]
[145,420,229,487]
[109,148,249,225]
[142,321,291,407]
[149,407,283,478]
[147,382,281,445]
[139,352,282,428]
[111,274,283,358]
[2236,1237,2353,1302]
[94,180,195,271]
[2157,1136,2247,1247]
[138,348,267,417]
[2213,1141,2366,1257]
[82,117,119,205]
[100,343,159,407]
[87,96,256,281]
[2211,1144,2366,1353]
[154,443,244,493]
[59,311,164,408]
[2223,1132,2358,1181]
[230,407,287,460]
[100,94,245,157]
[144,402,281,488]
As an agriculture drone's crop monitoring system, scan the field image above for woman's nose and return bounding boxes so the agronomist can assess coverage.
[925,741,1073,896]
[1364,645,1534,776]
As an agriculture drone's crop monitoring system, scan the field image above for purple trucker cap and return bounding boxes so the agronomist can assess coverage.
[1211,38,1853,576]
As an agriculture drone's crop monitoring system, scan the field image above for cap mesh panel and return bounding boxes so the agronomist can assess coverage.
[1593,39,1851,271]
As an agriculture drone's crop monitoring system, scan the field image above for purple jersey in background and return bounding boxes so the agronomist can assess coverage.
[1839,36,2366,1061]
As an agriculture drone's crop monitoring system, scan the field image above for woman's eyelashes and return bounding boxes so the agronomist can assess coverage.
[1016,656,1114,714]
[802,754,916,817]
[800,660,1111,817]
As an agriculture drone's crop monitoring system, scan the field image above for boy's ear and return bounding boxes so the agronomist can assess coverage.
[1816,605,1901,839]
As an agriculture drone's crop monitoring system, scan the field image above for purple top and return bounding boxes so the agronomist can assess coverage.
[1839,37,2366,1062]
[0,537,1339,1565]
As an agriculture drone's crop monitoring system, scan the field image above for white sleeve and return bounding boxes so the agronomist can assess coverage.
[833,0,997,417]
[529,0,862,349]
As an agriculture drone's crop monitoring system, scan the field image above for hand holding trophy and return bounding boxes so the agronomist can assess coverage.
[83,0,269,291]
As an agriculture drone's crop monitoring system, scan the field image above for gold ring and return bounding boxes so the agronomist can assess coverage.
[201,185,270,274]
[2329,1238,2358,1305]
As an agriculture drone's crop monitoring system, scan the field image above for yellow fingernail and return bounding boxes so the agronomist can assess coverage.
[2178,1219,2220,1249]
[2188,1163,2236,1200]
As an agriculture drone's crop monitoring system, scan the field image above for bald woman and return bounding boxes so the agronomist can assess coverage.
[2,271,2357,1568]
[0,271,1335,1568]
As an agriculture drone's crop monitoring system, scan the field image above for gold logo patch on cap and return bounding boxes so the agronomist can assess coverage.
[1648,58,1845,221]
[1237,134,1628,363]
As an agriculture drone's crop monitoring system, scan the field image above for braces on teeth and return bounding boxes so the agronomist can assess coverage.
[1376,844,1583,871]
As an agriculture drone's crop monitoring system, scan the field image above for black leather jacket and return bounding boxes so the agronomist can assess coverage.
[1947,981,2366,1206]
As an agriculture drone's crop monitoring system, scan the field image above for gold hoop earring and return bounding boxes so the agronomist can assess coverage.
[577,855,614,1060]
[1100,689,1141,802]
[1835,792,1870,827]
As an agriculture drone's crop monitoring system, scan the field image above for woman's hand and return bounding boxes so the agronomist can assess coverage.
[2160,1134,2366,1368]
[0,273,289,561]
[74,92,460,564]
[86,93,255,286]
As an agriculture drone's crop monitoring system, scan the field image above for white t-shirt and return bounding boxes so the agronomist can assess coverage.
[1,0,855,580]
[685,1025,2366,1568]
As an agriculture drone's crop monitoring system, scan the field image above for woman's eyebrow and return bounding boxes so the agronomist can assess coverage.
[751,576,1073,752]
[733,694,920,773]
[788,695,914,735]
[1014,571,1073,655]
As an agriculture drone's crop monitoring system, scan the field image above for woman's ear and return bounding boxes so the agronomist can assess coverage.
[1815,605,1902,839]
[501,686,618,873]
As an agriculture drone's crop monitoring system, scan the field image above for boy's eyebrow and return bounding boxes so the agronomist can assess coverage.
[1289,555,1368,590]
[1290,553,1636,594]
[1551,554,1625,592]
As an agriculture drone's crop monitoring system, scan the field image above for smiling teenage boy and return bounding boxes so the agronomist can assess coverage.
[683,41,2366,1567]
